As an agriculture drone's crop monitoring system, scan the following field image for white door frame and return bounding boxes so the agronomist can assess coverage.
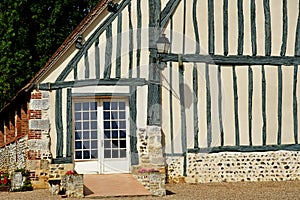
[74,98,131,174]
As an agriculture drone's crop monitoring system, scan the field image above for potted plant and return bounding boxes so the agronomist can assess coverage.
[0,172,11,192]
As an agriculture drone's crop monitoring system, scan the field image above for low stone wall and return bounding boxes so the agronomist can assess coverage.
[133,170,166,196]
[0,136,28,172]
[166,151,300,183]
[133,126,166,196]
[61,174,84,198]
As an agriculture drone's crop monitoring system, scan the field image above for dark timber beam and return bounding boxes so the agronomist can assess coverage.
[188,144,300,153]
[38,78,148,90]
[148,0,161,125]
[161,54,300,66]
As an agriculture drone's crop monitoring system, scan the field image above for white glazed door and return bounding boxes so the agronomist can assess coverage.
[100,99,130,173]
[74,99,130,174]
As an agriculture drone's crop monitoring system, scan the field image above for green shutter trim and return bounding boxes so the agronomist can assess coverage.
[182,0,186,54]
[179,62,187,176]
[208,0,215,54]
[66,88,72,157]
[263,0,271,56]
[116,13,122,79]
[104,24,112,79]
[128,2,133,79]
[223,0,228,56]
[262,66,267,145]
[193,0,199,149]
[193,0,200,54]
[193,65,199,149]
[248,66,253,146]
[280,0,288,56]
[250,0,257,55]
[277,65,283,145]
[237,0,244,55]
[295,1,300,56]
[233,66,240,146]
[95,38,100,79]
[206,64,212,147]
[169,18,175,155]
[294,2,300,144]
[160,0,181,28]
[130,85,138,165]
[55,89,63,157]
[74,64,78,80]
[293,65,298,144]
[84,50,90,79]
[218,65,224,146]
[136,0,141,78]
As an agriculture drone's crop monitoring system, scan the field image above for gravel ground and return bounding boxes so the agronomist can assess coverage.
[0,181,300,200]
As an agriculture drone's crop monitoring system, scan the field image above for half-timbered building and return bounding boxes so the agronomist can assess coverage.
[0,0,299,189]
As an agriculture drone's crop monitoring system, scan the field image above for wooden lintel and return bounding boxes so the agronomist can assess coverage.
[161,54,300,66]
[38,78,148,90]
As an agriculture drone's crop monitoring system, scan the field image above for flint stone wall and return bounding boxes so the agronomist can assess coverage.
[0,137,28,172]
[134,172,166,196]
[61,174,84,198]
[167,151,300,183]
[134,126,166,196]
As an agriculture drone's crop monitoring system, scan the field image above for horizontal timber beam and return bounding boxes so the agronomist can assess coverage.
[188,144,300,153]
[161,54,300,66]
[37,78,148,90]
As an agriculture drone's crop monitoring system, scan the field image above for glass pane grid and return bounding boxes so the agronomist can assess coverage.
[103,101,127,159]
[74,102,98,160]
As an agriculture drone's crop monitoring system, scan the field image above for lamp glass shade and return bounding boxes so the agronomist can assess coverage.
[156,34,170,54]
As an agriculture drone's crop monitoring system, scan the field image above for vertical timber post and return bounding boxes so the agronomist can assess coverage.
[148,0,161,125]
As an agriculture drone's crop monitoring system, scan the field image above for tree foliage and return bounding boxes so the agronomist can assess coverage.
[0,0,99,108]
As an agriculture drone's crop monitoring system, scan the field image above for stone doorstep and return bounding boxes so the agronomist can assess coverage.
[83,174,152,198]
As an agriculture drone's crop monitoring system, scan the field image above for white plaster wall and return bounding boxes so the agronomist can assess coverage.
[161,0,300,154]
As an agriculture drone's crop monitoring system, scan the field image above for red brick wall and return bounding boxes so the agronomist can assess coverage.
[0,130,4,147]
[9,120,15,142]
[28,130,42,140]
[21,107,28,136]
[28,150,41,160]
[31,92,42,99]
[29,110,42,119]
[16,113,22,138]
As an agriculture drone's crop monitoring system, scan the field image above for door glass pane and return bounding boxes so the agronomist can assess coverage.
[102,100,127,159]
[74,101,98,160]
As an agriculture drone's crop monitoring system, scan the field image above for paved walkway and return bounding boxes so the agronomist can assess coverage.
[83,174,151,198]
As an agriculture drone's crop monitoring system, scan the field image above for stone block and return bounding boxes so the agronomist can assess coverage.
[30,99,49,110]
[42,92,49,99]
[27,160,41,170]
[27,140,50,151]
[29,119,50,130]
[146,126,161,137]
[40,160,50,170]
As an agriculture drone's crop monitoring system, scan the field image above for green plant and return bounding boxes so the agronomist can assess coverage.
[0,172,11,186]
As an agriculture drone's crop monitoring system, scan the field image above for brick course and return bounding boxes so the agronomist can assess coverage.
[29,110,42,119]
[31,92,42,99]
[28,130,42,140]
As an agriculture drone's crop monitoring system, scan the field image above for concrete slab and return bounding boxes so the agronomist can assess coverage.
[83,174,151,198]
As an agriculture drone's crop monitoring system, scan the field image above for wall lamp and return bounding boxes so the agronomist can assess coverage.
[156,34,170,69]
[107,1,118,13]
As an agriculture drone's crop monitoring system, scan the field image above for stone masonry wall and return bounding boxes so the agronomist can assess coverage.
[27,90,52,188]
[0,137,28,172]
[167,151,300,183]
[133,126,166,196]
